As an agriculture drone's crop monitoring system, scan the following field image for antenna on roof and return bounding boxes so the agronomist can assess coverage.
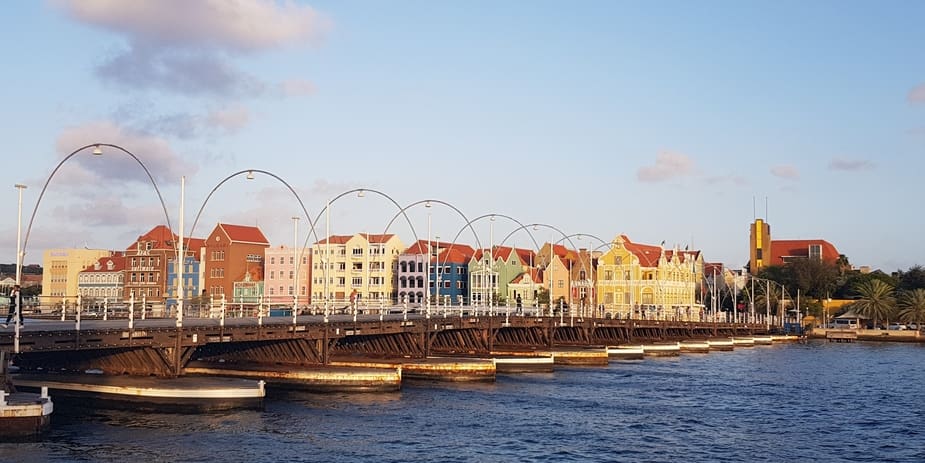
[765,196,769,222]
[753,196,756,220]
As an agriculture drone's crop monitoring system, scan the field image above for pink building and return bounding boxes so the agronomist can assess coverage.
[264,245,312,306]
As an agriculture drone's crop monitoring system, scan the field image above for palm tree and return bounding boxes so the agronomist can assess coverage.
[897,288,925,327]
[852,279,896,328]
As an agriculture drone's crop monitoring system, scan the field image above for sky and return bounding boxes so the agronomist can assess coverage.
[1,0,923,272]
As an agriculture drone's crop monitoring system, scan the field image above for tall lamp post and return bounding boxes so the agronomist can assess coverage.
[292,216,300,325]
[14,184,26,286]
[426,202,432,318]
[14,184,27,354]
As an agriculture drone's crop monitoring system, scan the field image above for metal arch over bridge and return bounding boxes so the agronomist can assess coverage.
[1,315,768,378]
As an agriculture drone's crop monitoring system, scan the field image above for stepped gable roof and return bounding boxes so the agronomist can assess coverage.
[492,246,536,265]
[620,234,662,267]
[218,223,269,245]
[314,235,351,245]
[770,239,840,265]
[81,254,126,273]
[664,249,702,264]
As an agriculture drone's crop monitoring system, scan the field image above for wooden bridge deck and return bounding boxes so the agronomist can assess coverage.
[1,314,768,377]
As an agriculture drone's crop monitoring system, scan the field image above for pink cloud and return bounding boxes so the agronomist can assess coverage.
[637,151,695,183]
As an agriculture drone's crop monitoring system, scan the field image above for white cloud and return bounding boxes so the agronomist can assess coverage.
[908,83,925,104]
[55,0,328,51]
[770,164,800,180]
[828,158,875,171]
[55,0,329,97]
[55,120,198,187]
[637,151,695,183]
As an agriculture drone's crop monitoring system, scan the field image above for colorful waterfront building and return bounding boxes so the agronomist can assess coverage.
[165,255,201,308]
[76,253,126,301]
[536,243,577,309]
[202,223,270,301]
[749,218,840,270]
[123,225,205,310]
[42,248,116,302]
[468,246,536,306]
[264,245,311,307]
[398,240,474,306]
[596,235,704,320]
[311,233,404,305]
[507,268,543,308]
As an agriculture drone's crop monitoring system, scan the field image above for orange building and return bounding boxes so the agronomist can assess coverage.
[749,219,840,269]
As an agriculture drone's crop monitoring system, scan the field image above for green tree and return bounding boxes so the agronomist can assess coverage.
[897,265,925,291]
[787,259,838,300]
[834,270,898,299]
[536,287,550,307]
[852,279,896,327]
[896,288,925,326]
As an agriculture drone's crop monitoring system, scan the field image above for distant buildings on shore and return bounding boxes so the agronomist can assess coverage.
[5,217,852,320]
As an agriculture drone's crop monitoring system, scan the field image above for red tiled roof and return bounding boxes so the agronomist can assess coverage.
[492,246,536,266]
[704,262,724,275]
[620,235,662,267]
[81,255,126,273]
[185,237,206,253]
[128,225,206,252]
[218,223,269,245]
[402,240,475,257]
[551,244,570,258]
[511,268,542,284]
[314,235,351,245]
[434,247,473,265]
[770,239,839,265]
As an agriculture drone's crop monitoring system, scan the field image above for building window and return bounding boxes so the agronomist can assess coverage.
[352,277,362,286]
[809,244,822,260]
[353,248,363,256]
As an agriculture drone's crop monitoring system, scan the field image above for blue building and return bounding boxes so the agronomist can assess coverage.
[166,255,201,307]
[398,241,474,306]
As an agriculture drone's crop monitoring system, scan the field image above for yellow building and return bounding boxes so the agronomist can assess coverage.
[42,248,116,303]
[595,235,704,320]
[311,233,405,305]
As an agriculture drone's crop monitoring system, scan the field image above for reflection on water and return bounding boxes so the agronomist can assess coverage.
[4,341,925,462]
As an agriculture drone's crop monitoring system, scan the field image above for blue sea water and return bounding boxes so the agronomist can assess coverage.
[3,341,924,463]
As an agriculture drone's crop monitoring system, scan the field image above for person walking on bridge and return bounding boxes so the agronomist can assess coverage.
[3,284,23,328]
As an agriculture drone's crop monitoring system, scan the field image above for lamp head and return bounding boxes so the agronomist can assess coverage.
[246,171,255,180]
[92,145,103,156]
[357,189,365,198]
